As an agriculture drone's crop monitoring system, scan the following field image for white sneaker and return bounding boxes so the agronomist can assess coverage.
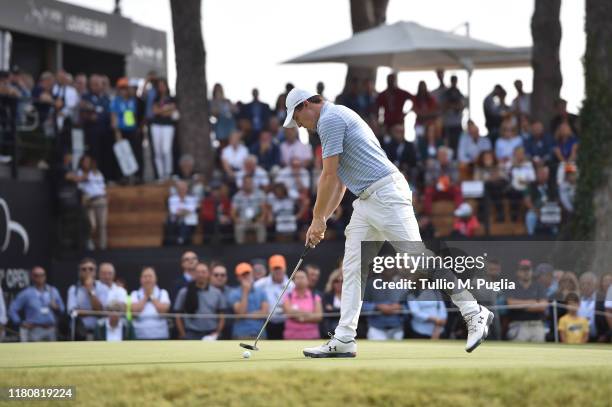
[464,305,494,353]
[303,336,357,358]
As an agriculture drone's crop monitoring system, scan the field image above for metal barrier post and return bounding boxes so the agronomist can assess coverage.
[552,300,559,343]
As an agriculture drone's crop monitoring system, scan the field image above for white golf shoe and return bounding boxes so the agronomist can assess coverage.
[464,305,494,353]
[303,335,357,358]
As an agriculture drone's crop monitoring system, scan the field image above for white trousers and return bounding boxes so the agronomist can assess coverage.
[150,123,175,179]
[334,172,477,341]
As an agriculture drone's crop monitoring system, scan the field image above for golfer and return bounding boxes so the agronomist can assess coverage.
[282,88,493,358]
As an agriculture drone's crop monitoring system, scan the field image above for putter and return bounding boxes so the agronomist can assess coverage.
[239,245,312,351]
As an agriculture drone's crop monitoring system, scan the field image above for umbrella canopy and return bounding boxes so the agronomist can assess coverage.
[284,21,531,72]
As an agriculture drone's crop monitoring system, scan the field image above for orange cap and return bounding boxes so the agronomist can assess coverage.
[116,77,129,88]
[235,262,253,276]
[268,254,287,270]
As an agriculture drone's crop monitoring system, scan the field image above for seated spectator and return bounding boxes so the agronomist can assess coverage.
[97,262,127,309]
[252,259,268,282]
[440,75,466,152]
[280,126,313,167]
[255,255,293,339]
[525,166,560,235]
[268,116,285,142]
[221,131,249,181]
[130,267,171,340]
[558,163,577,216]
[174,262,226,340]
[553,121,579,164]
[363,269,406,340]
[506,259,548,342]
[457,120,492,169]
[407,289,447,339]
[505,146,536,222]
[452,202,481,237]
[228,262,269,339]
[474,151,508,222]
[67,258,104,340]
[275,157,311,199]
[321,268,343,335]
[423,147,463,215]
[210,83,237,146]
[524,120,554,165]
[283,269,322,339]
[67,154,107,250]
[558,292,589,344]
[236,155,269,191]
[200,181,233,242]
[231,176,267,244]
[495,119,523,164]
[171,154,204,200]
[577,272,607,342]
[383,123,417,177]
[94,301,134,341]
[9,267,65,342]
[418,122,446,162]
[250,130,281,172]
[166,180,198,245]
[266,183,299,240]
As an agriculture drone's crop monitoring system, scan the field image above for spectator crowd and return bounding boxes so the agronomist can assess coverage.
[2,253,610,344]
[0,67,582,249]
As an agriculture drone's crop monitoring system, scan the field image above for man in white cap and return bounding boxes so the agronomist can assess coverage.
[283,88,493,357]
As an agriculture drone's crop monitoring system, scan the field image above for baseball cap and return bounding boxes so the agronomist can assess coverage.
[518,259,532,269]
[268,254,287,270]
[116,77,129,88]
[535,262,554,276]
[283,88,317,128]
[235,262,253,276]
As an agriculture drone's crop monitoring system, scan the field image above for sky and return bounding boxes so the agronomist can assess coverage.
[63,0,586,132]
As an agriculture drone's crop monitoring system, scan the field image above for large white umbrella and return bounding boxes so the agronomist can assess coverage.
[284,21,531,115]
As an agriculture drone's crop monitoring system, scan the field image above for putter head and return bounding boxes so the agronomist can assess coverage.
[239,343,259,351]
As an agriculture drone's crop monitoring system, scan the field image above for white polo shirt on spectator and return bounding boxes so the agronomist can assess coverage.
[130,286,170,339]
[98,283,128,307]
[605,286,612,309]
[457,133,492,163]
[168,194,198,226]
[280,140,313,166]
[235,166,270,190]
[221,144,249,171]
[275,167,311,199]
[77,169,106,199]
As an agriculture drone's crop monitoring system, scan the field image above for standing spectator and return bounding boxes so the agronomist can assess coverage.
[275,157,311,199]
[430,69,447,104]
[150,78,177,180]
[534,263,559,300]
[605,284,612,337]
[407,289,447,339]
[506,259,548,342]
[66,154,107,250]
[555,271,580,303]
[305,264,322,297]
[242,88,272,140]
[67,258,104,340]
[335,78,361,114]
[505,146,536,222]
[250,130,281,172]
[483,84,508,144]
[495,119,523,164]
[31,71,55,135]
[221,131,249,181]
[423,147,463,215]
[553,122,578,164]
[97,262,127,309]
[471,259,504,340]
[452,202,481,237]
[440,75,465,152]
[231,176,267,244]
[111,77,142,181]
[359,78,377,122]
[228,262,269,339]
[166,180,198,245]
[0,286,6,341]
[210,83,236,146]
[457,120,492,167]
[251,259,268,282]
[52,70,79,152]
[274,83,294,124]
[383,123,417,176]
[411,81,439,129]
[577,272,604,342]
[143,70,158,122]
[94,301,133,341]
[363,270,406,340]
[511,80,531,117]
[170,251,198,302]
[558,292,589,344]
[174,262,226,340]
[280,127,313,167]
[525,166,559,235]
[375,73,412,129]
[80,75,111,178]
[550,98,579,136]
[524,120,554,165]
[200,182,233,242]
[235,155,269,191]
[255,255,294,339]
[9,267,64,342]
[265,183,299,240]
[130,267,171,340]
[559,163,577,215]
[322,268,343,335]
[282,269,322,339]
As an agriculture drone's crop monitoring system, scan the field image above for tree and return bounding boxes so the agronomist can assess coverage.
[568,0,612,270]
[342,0,389,92]
[530,0,562,130]
[170,0,213,178]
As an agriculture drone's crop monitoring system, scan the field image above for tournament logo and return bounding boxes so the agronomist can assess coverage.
[0,198,29,254]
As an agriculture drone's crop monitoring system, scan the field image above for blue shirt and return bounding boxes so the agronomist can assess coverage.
[317,102,397,195]
[227,286,267,338]
[67,281,105,330]
[407,290,447,336]
[9,285,65,326]
[111,96,138,131]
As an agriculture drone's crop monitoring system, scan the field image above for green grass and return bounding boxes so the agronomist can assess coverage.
[0,340,611,406]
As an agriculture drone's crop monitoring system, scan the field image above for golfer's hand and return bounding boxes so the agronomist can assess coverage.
[306,217,326,247]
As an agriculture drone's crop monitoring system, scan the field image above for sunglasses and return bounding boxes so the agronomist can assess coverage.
[80,266,95,271]
[213,273,227,278]
[182,257,198,262]
[32,274,45,278]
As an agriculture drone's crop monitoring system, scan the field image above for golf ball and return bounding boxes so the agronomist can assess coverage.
[242,350,251,359]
